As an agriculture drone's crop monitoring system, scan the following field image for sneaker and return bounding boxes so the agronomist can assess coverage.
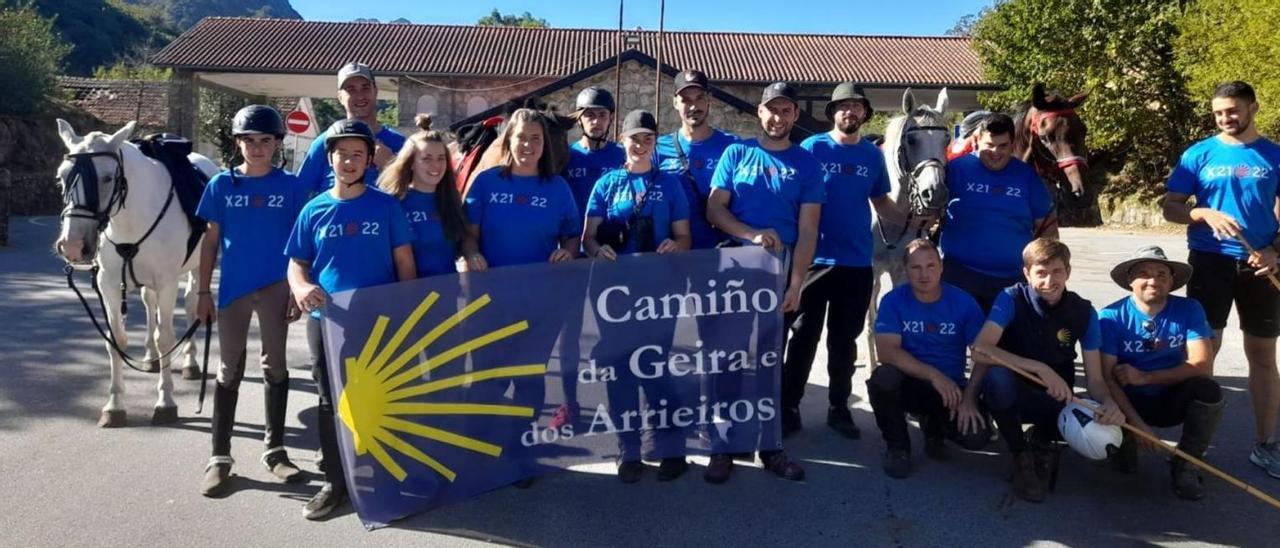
[827,406,861,439]
[782,407,803,437]
[704,454,734,484]
[302,483,347,521]
[263,448,304,483]
[883,448,912,479]
[549,402,579,430]
[761,451,806,481]
[617,460,644,484]
[1249,441,1280,479]
[657,458,689,482]
[923,436,947,461]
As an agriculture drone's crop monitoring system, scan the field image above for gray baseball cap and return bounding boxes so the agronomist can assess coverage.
[337,62,375,89]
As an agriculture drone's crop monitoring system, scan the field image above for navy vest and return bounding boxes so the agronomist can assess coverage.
[995,283,1092,386]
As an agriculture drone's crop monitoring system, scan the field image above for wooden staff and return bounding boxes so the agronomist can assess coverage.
[973,347,1280,511]
[1235,235,1280,292]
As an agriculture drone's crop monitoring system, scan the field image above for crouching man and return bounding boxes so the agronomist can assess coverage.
[868,239,991,479]
[1099,246,1223,500]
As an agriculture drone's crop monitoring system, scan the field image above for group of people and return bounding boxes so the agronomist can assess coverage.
[189,57,1280,521]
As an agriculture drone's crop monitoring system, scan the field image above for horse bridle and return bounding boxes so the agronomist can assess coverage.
[879,121,951,248]
[1030,108,1087,170]
[61,151,128,234]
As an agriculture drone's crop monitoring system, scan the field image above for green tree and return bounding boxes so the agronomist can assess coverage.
[477,8,548,28]
[971,0,1198,198]
[3,0,177,76]
[1176,0,1280,138]
[93,61,171,81]
[0,4,71,115]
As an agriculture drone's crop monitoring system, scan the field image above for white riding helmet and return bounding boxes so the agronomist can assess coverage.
[1058,399,1123,461]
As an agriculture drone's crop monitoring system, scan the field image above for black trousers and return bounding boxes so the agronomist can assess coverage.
[867,363,990,451]
[781,265,874,411]
[1127,376,1223,427]
[307,317,345,490]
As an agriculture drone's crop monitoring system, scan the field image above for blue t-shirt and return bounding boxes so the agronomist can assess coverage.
[285,188,413,317]
[1099,295,1212,396]
[296,125,407,193]
[801,133,891,267]
[564,141,625,219]
[196,167,309,309]
[464,167,581,268]
[400,189,459,278]
[874,283,985,383]
[586,168,691,255]
[988,288,1102,351]
[1167,136,1280,260]
[941,155,1053,278]
[709,140,826,247]
[656,129,739,249]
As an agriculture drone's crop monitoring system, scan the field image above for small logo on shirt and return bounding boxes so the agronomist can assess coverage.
[821,163,871,177]
[407,210,440,223]
[319,221,381,240]
[1122,334,1185,353]
[736,164,796,180]
[226,194,285,208]
[902,320,957,335]
[1056,328,1074,346]
[489,192,549,208]
[1201,164,1270,180]
[963,182,1023,197]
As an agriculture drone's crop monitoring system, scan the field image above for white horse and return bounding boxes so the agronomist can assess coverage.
[867,89,953,367]
[54,120,218,427]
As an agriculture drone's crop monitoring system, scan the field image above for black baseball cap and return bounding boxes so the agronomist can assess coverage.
[673,70,710,95]
[620,109,658,137]
[337,62,375,89]
[761,82,798,107]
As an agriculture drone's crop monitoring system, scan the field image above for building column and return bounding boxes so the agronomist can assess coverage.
[167,69,197,138]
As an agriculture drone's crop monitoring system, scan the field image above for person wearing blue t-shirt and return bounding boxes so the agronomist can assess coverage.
[296,62,407,194]
[1163,81,1280,478]
[194,105,310,498]
[376,114,475,277]
[285,119,415,520]
[867,239,990,479]
[655,69,739,249]
[564,87,625,221]
[704,81,823,484]
[582,109,692,483]
[1099,246,1223,500]
[941,113,1055,312]
[968,238,1123,503]
[785,82,912,441]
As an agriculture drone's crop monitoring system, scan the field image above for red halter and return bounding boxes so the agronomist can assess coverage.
[1030,108,1087,169]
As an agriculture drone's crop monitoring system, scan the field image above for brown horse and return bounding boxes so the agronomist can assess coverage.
[1014,83,1089,208]
[451,97,576,198]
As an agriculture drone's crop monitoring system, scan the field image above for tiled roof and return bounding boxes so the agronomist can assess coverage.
[59,77,169,128]
[152,17,988,87]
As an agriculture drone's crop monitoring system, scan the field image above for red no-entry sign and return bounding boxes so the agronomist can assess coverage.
[286,110,311,134]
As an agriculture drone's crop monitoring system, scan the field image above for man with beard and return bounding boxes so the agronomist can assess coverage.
[1163,81,1280,480]
[703,82,823,484]
[297,62,406,193]
[655,70,739,249]
[783,83,911,439]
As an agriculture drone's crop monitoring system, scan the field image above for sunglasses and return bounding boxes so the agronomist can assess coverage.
[1141,319,1159,351]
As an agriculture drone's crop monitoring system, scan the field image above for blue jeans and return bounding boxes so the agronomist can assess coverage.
[981,367,1066,452]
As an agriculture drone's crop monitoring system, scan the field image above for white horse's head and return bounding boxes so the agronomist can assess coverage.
[54,119,136,264]
[885,88,951,218]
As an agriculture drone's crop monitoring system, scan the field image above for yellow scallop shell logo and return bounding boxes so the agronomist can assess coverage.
[1056,328,1073,345]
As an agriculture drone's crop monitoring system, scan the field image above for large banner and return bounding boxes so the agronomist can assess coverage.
[322,247,785,528]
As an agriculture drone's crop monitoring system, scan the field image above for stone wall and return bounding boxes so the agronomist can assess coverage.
[396,75,556,131]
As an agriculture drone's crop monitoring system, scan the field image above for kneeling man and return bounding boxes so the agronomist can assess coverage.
[868,239,990,478]
[1100,246,1223,500]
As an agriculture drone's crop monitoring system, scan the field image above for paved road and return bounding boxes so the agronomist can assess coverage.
[1,217,1276,547]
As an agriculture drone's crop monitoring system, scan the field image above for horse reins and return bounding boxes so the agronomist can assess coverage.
[879,123,950,249]
[60,148,211,407]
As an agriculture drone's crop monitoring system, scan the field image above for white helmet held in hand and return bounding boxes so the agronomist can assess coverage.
[1058,399,1123,461]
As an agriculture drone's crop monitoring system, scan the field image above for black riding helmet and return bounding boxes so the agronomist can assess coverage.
[232,104,286,138]
[575,87,616,113]
[323,119,376,155]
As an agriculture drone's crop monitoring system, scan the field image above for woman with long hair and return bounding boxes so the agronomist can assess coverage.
[377,114,477,276]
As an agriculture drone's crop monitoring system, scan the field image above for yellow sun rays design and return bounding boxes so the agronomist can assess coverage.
[337,292,546,482]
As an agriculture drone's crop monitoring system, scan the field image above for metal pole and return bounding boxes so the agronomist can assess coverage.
[654,0,665,128]
[615,0,624,141]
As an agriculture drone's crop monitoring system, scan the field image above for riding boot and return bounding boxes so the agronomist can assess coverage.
[201,384,238,497]
[1171,398,1225,500]
[262,375,303,483]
